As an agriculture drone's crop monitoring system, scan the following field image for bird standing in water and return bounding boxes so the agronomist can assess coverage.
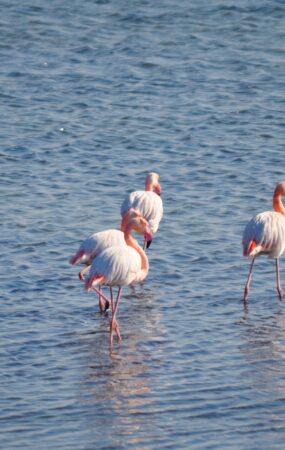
[70,210,152,313]
[86,211,152,345]
[121,172,163,249]
[242,181,285,302]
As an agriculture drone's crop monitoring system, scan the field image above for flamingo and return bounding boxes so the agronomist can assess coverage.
[70,229,126,281]
[121,172,163,249]
[70,210,151,312]
[242,181,285,302]
[85,212,152,345]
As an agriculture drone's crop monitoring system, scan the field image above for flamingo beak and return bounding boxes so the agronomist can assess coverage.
[146,239,152,249]
[155,184,162,196]
[144,227,153,249]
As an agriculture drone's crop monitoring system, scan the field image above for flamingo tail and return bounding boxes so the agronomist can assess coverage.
[244,239,263,257]
[86,273,105,292]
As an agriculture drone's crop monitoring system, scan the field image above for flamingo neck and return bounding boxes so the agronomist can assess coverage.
[145,179,153,191]
[273,190,285,216]
[124,226,149,275]
[121,214,128,231]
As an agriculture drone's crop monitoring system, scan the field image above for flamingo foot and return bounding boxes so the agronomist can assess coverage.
[79,264,91,281]
[109,319,121,346]
[104,300,110,312]
[79,271,85,281]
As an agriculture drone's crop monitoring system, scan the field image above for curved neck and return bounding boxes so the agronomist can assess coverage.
[145,179,153,191]
[124,225,149,274]
[273,190,285,216]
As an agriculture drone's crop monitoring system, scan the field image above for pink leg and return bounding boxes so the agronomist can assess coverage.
[79,264,91,281]
[244,257,256,302]
[98,286,105,313]
[92,286,111,305]
[110,287,122,346]
[276,259,283,300]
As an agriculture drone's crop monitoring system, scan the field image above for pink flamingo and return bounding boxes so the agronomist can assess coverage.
[70,229,126,282]
[242,181,285,302]
[85,213,152,345]
[121,172,163,249]
[70,210,151,312]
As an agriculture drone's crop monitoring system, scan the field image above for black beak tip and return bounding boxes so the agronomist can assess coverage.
[146,239,152,249]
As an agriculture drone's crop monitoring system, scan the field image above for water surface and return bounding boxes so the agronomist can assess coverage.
[1,0,285,448]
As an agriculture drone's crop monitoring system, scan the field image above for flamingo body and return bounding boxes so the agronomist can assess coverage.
[243,211,285,259]
[121,190,163,235]
[88,245,145,287]
[70,229,126,266]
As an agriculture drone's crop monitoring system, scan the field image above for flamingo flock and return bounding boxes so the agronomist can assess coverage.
[70,172,163,345]
[70,174,285,346]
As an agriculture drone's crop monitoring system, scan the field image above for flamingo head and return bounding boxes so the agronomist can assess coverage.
[145,172,162,195]
[129,214,153,243]
[275,181,285,197]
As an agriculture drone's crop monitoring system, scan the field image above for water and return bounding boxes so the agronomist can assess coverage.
[1,0,285,448]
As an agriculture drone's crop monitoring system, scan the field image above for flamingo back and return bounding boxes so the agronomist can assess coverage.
[88,245,142,287]
[242,211,285,258]
[121,190,163,234]
[71,229,125,265]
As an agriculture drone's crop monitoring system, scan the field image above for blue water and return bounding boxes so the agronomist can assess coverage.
[1,0,285,448]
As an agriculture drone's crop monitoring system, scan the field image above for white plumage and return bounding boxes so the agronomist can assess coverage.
[121,172,163,239]
[121,190,163,235]
[243,211,285,259]
[87,245,143,287]
[70,229,125,266]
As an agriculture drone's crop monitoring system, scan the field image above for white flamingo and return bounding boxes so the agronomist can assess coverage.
[121,172,163,249]
[70,229,125,281]
[85,213,152,345]
[70,210,151,312]
[242,181,285,302]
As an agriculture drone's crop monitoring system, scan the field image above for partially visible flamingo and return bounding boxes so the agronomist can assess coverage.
[242,181,285,302]
[121,172,163,249]
[70,229,125,281]
[85,212,152,345]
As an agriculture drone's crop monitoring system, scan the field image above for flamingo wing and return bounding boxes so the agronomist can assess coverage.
[88,246,141,287]
[121,191,163,234]
[243,211,285,258]
[71,229,125,265]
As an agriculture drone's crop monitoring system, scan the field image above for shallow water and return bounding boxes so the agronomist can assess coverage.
[1,0,285,448]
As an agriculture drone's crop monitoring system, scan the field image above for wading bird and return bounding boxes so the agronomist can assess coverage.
[86,212,152,345]
[121,172,163,249]
[242,181,285,302]
[70,210,151,312]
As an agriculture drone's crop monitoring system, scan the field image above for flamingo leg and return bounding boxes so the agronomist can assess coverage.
[92,286,111,305]
[244,256,256,302]
[110,287,122,346]
[276,258,283,300]
[98,286,105,313]
[143,238,147,251]
[79,264,91,281]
